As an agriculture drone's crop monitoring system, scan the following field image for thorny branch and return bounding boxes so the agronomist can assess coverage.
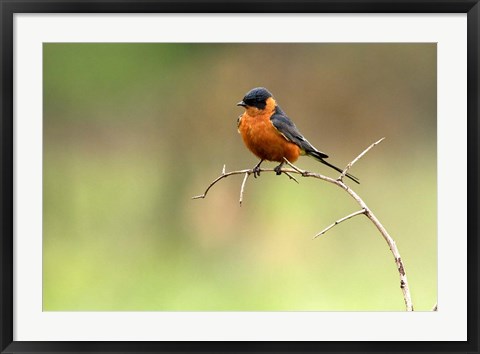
[192,165,298,205]
[193,138,414,311]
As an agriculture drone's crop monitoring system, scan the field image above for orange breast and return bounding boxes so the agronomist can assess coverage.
[238,112,301,163]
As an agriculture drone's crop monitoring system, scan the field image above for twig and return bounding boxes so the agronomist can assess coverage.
[283,157,306,175]
[283,171,299,184]
[338,137,385,182]
[239,172,250,205]
[193,138,414,311]
[313,209,366,239]
[193,165,298,205]
[192,166,251,200]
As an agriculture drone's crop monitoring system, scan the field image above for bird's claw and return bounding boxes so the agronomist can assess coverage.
[274,165,282,175]
[253,165,261,178]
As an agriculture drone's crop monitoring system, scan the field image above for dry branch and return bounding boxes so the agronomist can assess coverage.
[193,138,414,311]
[193,166,298,203]
[314,209,366,239]
[339,137,385,182]
[239,172,250,206]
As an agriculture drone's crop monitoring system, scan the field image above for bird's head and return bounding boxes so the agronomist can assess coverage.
[237,87,276,115]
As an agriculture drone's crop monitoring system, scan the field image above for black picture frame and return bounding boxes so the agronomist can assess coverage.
[1,1,478,353]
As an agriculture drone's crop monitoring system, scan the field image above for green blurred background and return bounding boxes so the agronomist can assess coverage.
[43,43,436,311]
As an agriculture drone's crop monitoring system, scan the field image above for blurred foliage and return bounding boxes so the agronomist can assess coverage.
[43,43,436,311]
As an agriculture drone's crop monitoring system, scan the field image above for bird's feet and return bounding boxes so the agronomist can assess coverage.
[252,159,264,178]
[274,162,284,175]
[253,165,261,178]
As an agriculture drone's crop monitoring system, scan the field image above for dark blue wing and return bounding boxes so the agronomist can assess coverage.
[270,107,328,158]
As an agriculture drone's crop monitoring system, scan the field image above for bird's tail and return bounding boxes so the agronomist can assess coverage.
[307,150,360,184]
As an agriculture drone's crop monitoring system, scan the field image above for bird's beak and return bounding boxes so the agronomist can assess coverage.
[237,100,247,107]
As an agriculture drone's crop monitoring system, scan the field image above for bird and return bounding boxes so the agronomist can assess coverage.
[236,87,360,184]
